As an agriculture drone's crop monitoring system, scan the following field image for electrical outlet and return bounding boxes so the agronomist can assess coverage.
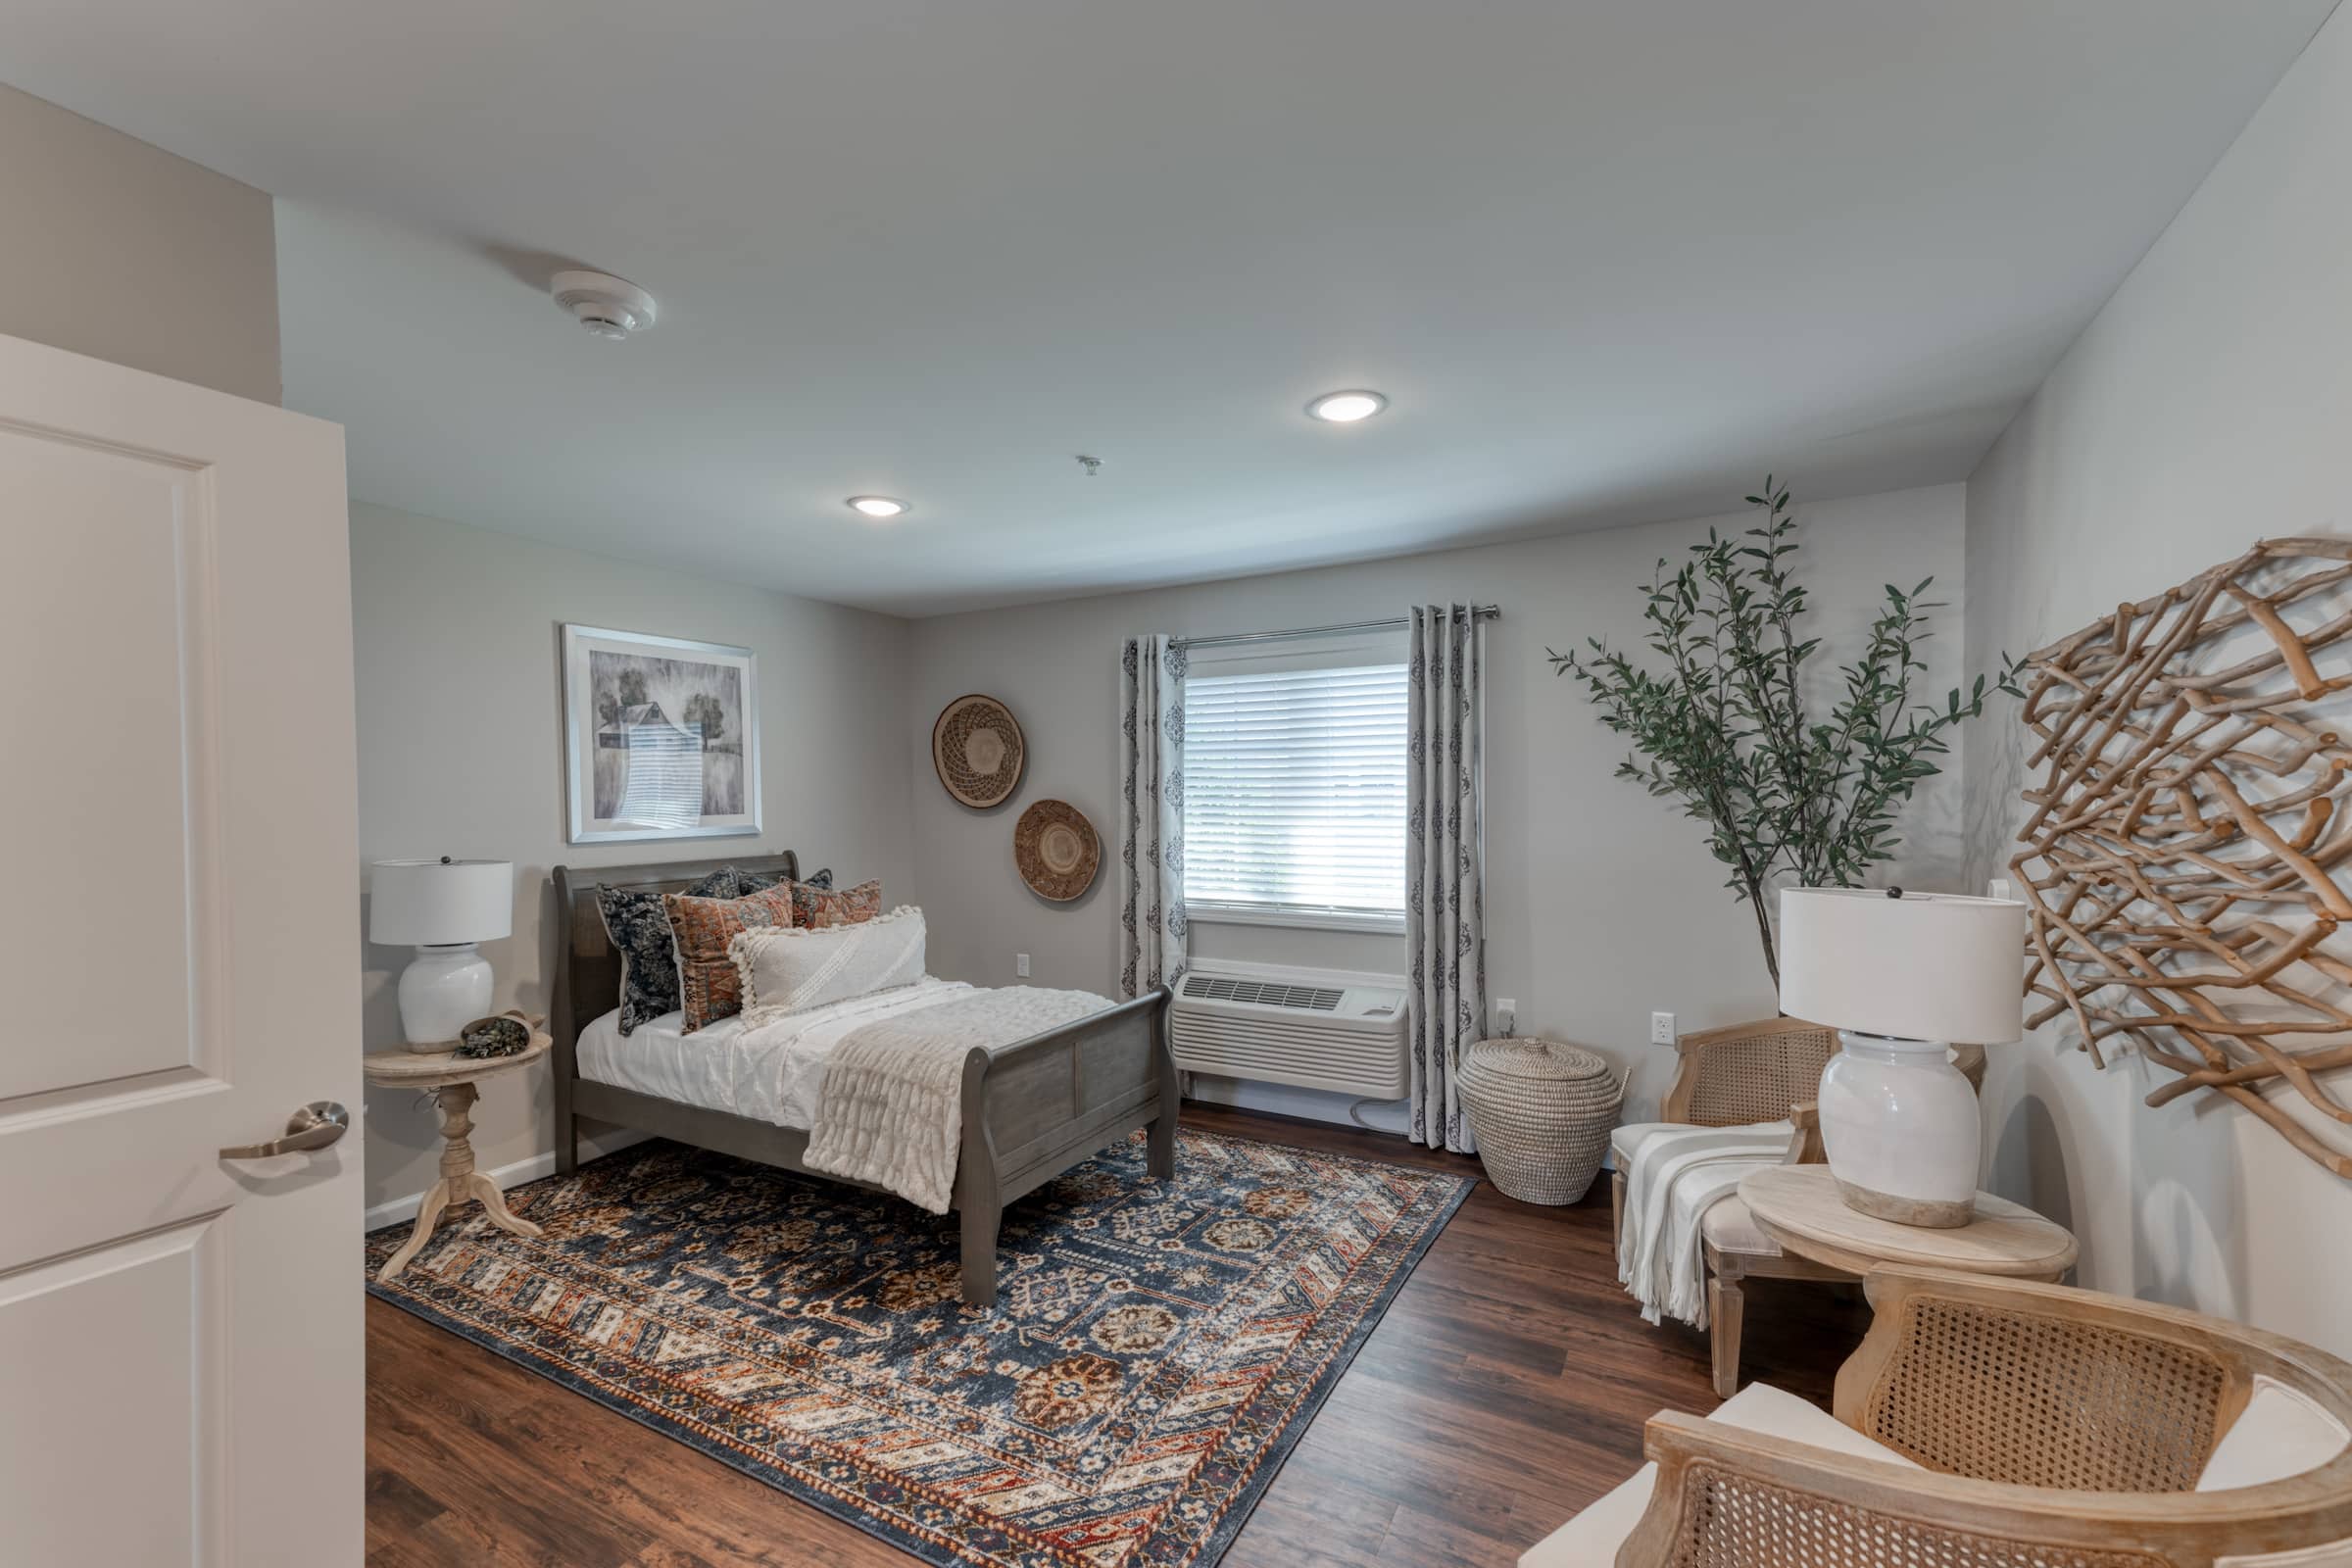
[1494,998,1517,1036]
[1015,953,1031,979]
[1649,1010,1677,1046]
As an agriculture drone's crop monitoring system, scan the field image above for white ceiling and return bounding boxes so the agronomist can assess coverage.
[2,2,2334,616]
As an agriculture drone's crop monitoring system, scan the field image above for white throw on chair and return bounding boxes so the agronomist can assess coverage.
[1609,1017,1983,1396]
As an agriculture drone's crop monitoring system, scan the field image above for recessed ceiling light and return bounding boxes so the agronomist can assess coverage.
[1305,389,1388,423]
[847,496,909,518]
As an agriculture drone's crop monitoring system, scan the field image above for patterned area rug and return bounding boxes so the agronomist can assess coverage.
[367,1127,1470,1567]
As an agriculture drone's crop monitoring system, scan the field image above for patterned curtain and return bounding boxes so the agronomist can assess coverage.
[1407,605,1487,1152]
[1119,635,1189,998]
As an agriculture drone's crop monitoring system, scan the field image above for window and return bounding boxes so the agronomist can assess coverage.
[1182,632,1408,931]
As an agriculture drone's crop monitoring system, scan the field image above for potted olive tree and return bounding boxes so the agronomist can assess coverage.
[1550,480,2020,987]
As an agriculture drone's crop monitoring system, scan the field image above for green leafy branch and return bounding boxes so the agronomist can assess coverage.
[1546,479,2024,987]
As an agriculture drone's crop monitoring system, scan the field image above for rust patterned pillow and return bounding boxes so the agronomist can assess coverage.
[791,877,882,930]
[663,884,798,1032]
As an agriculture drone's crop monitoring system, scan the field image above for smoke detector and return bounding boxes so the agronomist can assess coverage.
[550,270,658,339]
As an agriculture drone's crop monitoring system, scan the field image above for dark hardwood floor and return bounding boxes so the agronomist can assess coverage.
[366,1103,1864,1567]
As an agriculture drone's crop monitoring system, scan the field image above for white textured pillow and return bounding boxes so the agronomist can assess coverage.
[733,906,927,1022]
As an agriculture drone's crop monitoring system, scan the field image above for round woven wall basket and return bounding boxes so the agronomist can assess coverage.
[1013,799,1100,901]
[1459,1038,1623,1205]
[932,694,1026,808]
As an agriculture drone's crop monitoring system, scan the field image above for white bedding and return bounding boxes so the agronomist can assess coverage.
[803,986,1114,1212]
[576,976,975,1130]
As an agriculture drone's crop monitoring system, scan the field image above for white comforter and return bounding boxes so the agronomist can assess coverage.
[577,977,1118,1212]
[576,977,978,1130]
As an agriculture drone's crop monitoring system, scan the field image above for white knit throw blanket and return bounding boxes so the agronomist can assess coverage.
[802,987,1111,1214]
[1618,1120,1794,1330]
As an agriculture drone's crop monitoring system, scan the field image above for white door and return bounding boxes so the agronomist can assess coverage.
[0,333,363,1566]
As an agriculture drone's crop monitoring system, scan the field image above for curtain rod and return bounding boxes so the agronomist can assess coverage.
[1175,605,1500,653]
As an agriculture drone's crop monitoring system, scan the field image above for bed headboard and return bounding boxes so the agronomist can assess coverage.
[549,851,800,1059]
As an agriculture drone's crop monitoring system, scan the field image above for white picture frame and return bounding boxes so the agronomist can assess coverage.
[562,623,761,845]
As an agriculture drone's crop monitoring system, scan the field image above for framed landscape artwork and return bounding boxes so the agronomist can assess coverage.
[561,623,761,845]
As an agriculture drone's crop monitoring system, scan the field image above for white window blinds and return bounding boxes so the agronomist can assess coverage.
[1182,656,1408,923]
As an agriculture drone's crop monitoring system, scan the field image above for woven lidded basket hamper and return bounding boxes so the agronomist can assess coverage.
[1460,1038,1623,1204]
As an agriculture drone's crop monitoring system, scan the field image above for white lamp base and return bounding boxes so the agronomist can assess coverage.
[398,943,494,1051]
[1816,1030,1981,1228]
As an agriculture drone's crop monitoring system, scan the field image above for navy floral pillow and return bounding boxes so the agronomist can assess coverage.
[597,868,737,1035]
[735,865,830,895]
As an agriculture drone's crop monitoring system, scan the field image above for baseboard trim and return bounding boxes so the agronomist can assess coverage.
[364,1128,651,1232]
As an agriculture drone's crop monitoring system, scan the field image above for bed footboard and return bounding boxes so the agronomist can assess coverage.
[954,987,1177,1306]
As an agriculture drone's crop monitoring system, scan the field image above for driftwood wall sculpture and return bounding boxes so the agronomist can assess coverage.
[2014,537,2352,1177]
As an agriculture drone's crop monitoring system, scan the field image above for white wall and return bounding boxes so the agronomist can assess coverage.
[352,503,913,1208]
[1962,7,2352,1358]
[0,83,280,404]
[906,484,1973,1128]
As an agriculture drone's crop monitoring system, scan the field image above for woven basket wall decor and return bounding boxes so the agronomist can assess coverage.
[1013,799,1100,902]
[2014,538,2352,1178]
[932,694,1026,808]
[1459,1038,1623,1204]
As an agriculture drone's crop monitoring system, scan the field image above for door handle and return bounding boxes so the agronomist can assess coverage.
[220,1102,350,1160]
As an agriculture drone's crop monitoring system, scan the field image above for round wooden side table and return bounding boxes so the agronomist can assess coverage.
[1737,1164,2079,1282]
[364,1024,552,1282]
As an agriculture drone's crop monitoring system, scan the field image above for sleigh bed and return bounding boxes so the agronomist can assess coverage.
[551,852,1177,1307]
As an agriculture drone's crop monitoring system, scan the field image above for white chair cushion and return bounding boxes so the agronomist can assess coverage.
[1702,1383,1922,1466]
[2198,1376,2351,1493]
[1698,1194,1781,1257]
[1520,1461,1660,1568]
[1519,1383,1917,1566]
[1609,1121,1676,1168]
[1610,1119,1795,1171]
[2214,1542,2352,1567]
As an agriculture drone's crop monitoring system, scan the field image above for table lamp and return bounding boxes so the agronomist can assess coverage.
[371,858,514,1051]
[1777,886,2027,1228]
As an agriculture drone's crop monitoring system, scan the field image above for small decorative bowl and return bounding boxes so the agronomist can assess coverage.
[453,1013,531,1059]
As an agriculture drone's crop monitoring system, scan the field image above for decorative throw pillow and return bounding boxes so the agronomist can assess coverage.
[597,868,738,1036]
[792,876,881,929]
[733,906,926,1023]
[664,884,799,1032]
[737,864,831,896]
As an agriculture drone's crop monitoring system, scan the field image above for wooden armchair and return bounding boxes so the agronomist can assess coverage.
[1610,1017,1984,1396]
[1604,1269,2352,1567]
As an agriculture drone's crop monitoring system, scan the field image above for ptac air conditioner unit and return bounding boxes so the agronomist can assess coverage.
[1170,960,1410,1098]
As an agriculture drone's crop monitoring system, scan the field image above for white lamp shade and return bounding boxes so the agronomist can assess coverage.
[1778,887,2027,1044]
[369,858,514,947]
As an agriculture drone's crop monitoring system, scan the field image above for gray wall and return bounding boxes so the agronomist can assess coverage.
[351,502,914,1209]
[1962,5,2352,1357]
[0,83,280,404]
[906,483,1971,1128]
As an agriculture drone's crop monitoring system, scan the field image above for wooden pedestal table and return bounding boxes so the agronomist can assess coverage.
[365,1028,552,1282]
[1737,1164,2079,1285]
